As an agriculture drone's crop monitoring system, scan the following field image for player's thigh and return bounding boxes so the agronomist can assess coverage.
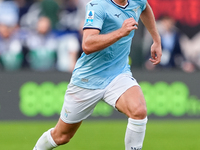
[115,85,147,119]
[60,83,104,124]
[52,83,104,144]
[103,73,140,111]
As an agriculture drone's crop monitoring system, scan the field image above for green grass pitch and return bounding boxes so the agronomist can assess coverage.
[0,120,199,150]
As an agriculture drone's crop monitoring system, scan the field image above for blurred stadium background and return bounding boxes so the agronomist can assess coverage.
[0,0,200,150]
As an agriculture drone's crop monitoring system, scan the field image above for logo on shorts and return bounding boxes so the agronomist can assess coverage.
[64,109,71,118]
[86,10,94,23]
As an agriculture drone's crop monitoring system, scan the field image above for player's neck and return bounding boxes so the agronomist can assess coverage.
[112,0,128,6]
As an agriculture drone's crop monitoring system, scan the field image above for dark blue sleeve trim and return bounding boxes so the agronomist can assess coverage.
[83,27,101,31]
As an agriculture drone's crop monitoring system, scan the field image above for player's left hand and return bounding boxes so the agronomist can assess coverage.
[149,42,162,65]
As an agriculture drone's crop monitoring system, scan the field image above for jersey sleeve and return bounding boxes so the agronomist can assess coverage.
[141,0,147,11]
[83,1,105,31]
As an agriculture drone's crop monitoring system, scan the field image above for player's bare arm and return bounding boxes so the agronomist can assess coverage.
[140,2,162,65]
[82,18,138,55]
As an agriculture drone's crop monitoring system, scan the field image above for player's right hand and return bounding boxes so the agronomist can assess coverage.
[119,18,138,37]
[149,41,162,65]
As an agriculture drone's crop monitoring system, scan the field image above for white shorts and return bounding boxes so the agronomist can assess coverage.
[60,73,139,123]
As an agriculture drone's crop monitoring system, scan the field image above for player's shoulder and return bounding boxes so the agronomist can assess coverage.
[129,0,147,10]
[129,0,147,2]
[86,0,108,8]
[129,0,147,4]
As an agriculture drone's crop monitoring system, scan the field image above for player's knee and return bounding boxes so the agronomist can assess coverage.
[129,104,147,119]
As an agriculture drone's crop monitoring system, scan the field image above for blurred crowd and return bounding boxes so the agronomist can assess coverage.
[0,0,199,73]
[0,0,89,72]
[143,15,200,73]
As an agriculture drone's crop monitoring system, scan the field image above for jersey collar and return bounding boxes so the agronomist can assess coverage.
[111,0,129,9]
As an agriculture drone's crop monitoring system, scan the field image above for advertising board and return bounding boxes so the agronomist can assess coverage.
[0,70,199,120]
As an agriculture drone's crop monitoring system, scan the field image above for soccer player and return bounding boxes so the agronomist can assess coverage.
[33,0,162,150]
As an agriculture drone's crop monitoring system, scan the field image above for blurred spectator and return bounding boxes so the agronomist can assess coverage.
[15,0,35,22]
[58,0,90,32]
[20,0,60,31]
[58,0,79,31]
[56,33,79,73]
[25,16,57,71]
[143,15,184,70]
[40,0,60,30]
[179,32,200,73]
[0,1,23,71]
[20,1,42,30]
[55,0,89,72]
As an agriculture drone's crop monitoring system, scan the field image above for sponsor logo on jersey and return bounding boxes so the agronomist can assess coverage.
[114,13,121,18]
[90,2,98,6]
[86,10,94,23]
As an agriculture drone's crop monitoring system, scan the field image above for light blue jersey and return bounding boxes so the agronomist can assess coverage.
[71,0,147,89]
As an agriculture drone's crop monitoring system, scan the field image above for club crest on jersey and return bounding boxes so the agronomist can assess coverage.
[133,6,140,13]
[86,10,94,23]
[132,6,140,17]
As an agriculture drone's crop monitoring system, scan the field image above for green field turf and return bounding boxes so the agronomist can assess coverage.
[0,120,199,150]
